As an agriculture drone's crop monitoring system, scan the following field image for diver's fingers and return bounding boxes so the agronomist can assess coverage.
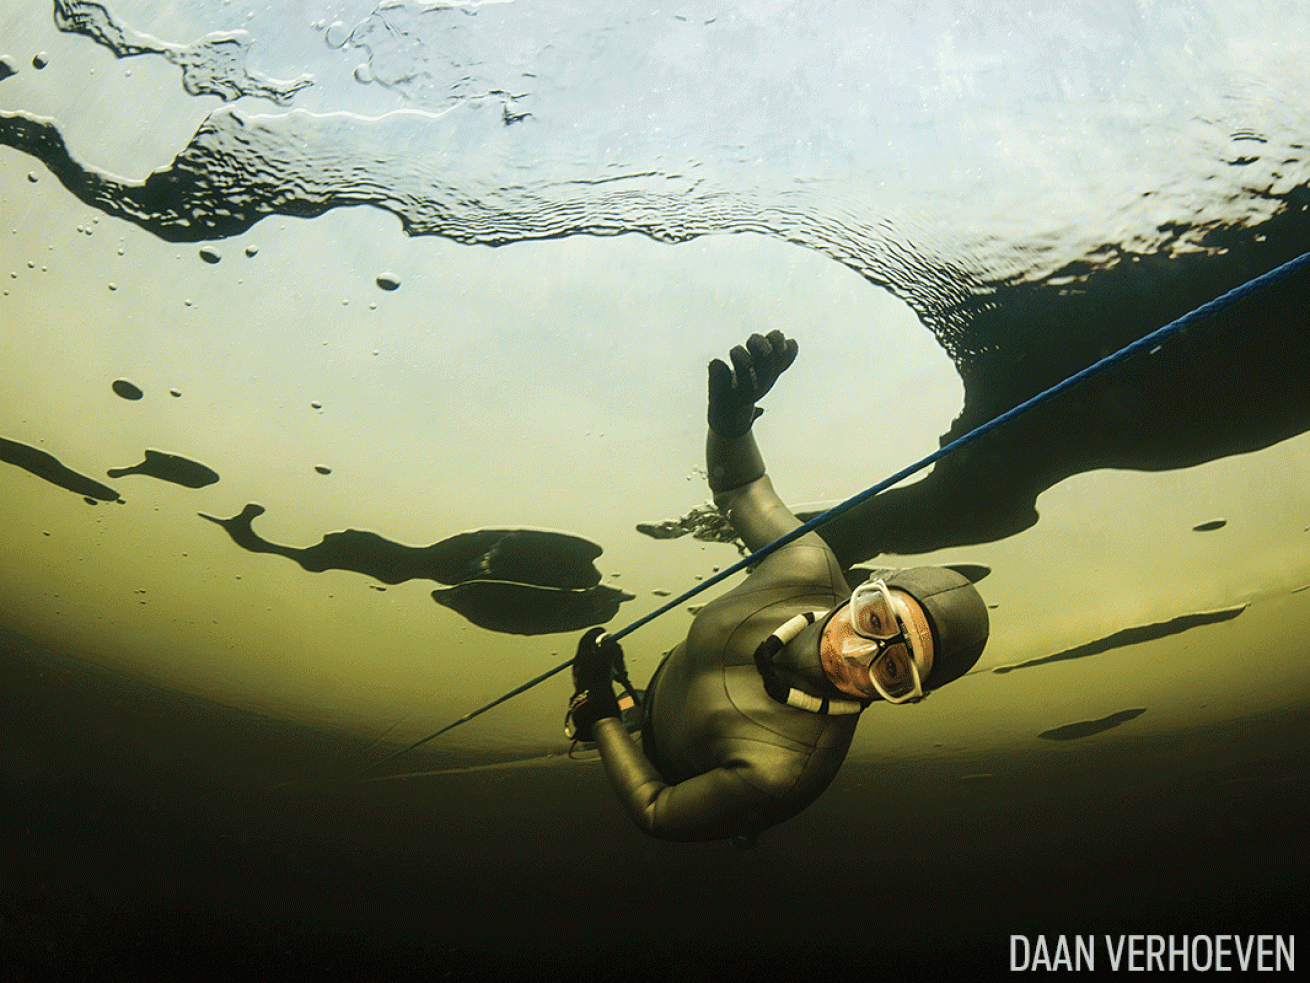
[766,330,798,374]
[708,357,732,396]
[729,343,757,393]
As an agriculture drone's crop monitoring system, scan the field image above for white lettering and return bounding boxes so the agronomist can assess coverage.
[1128,935,1145,971]
[1193,935,1213,972]
[1216,934,1231,971]
[1146,935,1165,972]
[1011,935,1030,972]
[1258,936,1273,972]
[1077,935,1095,971]
[1169,935,1189,972]
[1276,936,1293,971]
[1032,934,1052,971]
[1052,935,1073,971]
[1012,932,1292,972]
[1235,935,1254,971]
[1107,935,1127,972]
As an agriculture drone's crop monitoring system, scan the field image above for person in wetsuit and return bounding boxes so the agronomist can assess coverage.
[565,331,990,843]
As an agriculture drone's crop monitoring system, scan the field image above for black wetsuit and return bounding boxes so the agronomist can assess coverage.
[592,427,858,842]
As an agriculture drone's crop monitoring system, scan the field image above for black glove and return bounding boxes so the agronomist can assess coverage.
[565,627,622,743]
[707,330,799,438]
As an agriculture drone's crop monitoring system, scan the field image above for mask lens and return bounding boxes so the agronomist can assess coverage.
[868,643,922,703]
[851,581,899,639]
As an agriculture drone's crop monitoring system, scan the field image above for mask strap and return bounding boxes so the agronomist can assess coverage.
[754,611,867,716]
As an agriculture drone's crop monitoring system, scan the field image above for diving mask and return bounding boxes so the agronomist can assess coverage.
[838,579,934,703]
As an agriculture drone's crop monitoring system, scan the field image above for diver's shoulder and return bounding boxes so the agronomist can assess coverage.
[686,589,818,661]
[750,534,847,591]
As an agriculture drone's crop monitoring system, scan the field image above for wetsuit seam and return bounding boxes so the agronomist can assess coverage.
[725,737,815,799]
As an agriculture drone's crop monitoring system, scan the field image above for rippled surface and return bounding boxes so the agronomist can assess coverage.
[2,2,1307,977]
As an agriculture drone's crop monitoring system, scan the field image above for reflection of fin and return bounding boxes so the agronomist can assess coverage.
[439,528,602,589]
[200,504,606,589]
[430,581,633,635]
[108,449,219,488]
[1039,708,1146,741]
[993,605,1246,674]
[1,435,121,502]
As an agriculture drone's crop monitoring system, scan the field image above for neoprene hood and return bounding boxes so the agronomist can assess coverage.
[881,566,989,689]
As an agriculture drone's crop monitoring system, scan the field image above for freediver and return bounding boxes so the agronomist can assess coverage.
[565,330,990,843]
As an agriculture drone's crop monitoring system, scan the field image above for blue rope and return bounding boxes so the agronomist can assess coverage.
[368,247,1310,767]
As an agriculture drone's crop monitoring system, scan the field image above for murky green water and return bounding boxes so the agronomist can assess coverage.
[2,2,1307,977]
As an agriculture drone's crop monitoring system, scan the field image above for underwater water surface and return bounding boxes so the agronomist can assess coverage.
[2,1,1307,978]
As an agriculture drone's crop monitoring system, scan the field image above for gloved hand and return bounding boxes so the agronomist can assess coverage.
[707,330,799,438]
[565,627,623,742]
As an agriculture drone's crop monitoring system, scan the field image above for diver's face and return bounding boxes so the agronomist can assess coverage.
[819,587,935,701]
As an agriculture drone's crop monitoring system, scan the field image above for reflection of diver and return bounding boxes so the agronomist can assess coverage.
[566,331,990,843]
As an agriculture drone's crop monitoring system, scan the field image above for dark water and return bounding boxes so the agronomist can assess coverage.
[2,1,1309,978]
[2,631,1304,979]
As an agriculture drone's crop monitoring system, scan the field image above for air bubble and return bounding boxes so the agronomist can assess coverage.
[376,272,401,291]
[325,20,352,47]
[244,245,259,257]
[27,173,38,183]
[199,246,222,263]
[33,52,48,69]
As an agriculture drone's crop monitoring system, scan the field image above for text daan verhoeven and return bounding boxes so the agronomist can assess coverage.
[1010,935,1294,972]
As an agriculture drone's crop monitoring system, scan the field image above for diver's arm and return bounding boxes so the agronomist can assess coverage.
[705,331,802,553]
[592,718,773,842]
[707,428,801,553]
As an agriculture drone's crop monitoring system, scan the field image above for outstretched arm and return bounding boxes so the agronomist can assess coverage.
[706,331,803,553]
